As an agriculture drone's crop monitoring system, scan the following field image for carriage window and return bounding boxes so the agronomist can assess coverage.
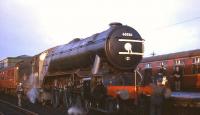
[192,64,200,74]
[174,59,184,65]
[0,73,2,80]
[193,57,200,64]
[1,72,5,80]
[159,61,167,69]
[192,65,196,74]
[160,61,167,66]
[145,63,152,68]
[192,57,200,74]
[198,64,200,73]
[174,59,184,74]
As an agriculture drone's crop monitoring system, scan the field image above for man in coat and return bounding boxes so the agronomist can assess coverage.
[16,82,23,107]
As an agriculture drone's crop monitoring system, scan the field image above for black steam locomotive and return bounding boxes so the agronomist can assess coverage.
[1,22,144,113]
[38,22,144,112]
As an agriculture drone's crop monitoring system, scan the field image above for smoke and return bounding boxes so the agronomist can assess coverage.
[26,73,39,104]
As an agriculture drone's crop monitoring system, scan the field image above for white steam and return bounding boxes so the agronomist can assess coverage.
[26,73,39,104]
[68,106,85,115]
[27,87,39,103]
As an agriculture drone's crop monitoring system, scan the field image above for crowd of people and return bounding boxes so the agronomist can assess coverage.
[143,65,183,91]
[140,65,184,115]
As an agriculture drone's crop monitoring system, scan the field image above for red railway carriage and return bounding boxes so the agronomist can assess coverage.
[138,49,200,91]
[0,57,33,94]
[0,66,18,93]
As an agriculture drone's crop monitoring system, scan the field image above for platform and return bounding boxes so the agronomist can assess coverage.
[171,92,200,99]
[169,92,200,108]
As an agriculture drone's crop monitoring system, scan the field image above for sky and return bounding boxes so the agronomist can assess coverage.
[0,0,200,60]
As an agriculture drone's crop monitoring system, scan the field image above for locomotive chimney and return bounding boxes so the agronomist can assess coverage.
[109,22,122,28]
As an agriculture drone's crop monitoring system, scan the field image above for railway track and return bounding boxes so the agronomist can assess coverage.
[0,93,69,115]
[0,99,38,115]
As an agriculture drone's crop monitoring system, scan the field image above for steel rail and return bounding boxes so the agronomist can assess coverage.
[0,99,38,115]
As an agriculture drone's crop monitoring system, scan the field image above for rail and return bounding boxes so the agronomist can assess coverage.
[0,99,38,115]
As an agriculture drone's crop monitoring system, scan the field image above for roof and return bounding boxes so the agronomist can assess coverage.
[141,49,200,63]
[8,55,31,59]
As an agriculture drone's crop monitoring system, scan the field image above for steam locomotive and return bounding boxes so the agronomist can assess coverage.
[0,23,144,113]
